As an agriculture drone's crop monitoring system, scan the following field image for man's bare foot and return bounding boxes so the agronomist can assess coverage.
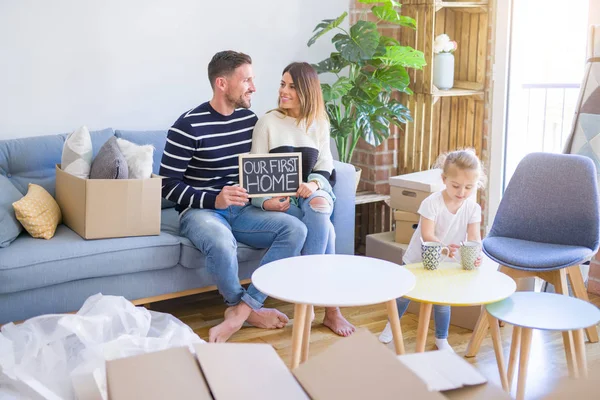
[323,307,355,337]
[247,308,289,329]
[208,302,252,343]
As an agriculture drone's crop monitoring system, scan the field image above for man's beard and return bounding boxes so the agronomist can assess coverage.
[226,91,251,109]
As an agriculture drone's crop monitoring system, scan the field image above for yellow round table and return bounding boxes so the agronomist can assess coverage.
[402,262,516,356]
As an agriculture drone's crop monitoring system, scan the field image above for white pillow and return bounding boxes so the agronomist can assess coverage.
[62,126,93,178]
[116,138,154,179]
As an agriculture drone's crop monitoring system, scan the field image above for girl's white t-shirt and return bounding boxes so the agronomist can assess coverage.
[402,191,482,265]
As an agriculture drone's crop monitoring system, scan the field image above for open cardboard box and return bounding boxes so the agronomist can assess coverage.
[55,165,161,239]
[106,329,508,400]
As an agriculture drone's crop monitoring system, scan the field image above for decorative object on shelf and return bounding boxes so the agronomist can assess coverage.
[306,0,426,172]
[432,34,457,91]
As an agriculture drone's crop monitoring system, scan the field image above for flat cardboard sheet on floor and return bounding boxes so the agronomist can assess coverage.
[106,346,211,400]
[106,329,508,400]
[194,342,308,400]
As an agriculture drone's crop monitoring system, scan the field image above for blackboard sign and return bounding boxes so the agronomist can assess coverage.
[239,153,303,197]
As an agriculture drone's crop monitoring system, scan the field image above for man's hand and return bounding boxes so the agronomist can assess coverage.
[263,197,290,212]
[215,186,249,209]
[296,182,318,199]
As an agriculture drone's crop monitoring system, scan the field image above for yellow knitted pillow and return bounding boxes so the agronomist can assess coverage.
[13,184,62,239]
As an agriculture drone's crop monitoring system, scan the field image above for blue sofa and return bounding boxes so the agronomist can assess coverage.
[0,128,356,325]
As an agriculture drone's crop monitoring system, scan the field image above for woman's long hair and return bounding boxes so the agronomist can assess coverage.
[277,62,327,129]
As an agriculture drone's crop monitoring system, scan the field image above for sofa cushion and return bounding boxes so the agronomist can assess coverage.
[0,225,181,294]
[161,208,266,269]
[0,128,114,196]
[0,175,23,247]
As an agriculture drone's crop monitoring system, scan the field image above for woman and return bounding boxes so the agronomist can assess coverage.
[250,62,355,337]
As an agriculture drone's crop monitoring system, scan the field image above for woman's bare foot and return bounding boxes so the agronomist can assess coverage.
[247,308,289,329]
[323,307,355,337]
[208,302,252,343]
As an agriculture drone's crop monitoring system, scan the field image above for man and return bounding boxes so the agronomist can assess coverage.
[159,51,307,343]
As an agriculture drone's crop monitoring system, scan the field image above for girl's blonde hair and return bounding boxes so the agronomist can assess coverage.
[433,148,487,188]
[275,62,328,129]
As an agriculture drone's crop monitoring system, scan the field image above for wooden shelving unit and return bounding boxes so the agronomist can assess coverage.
[397,0,490,174]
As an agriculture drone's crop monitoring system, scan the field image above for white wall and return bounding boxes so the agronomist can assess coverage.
[0,0,348,139]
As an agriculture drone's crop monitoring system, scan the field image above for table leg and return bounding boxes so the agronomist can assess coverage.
[507,325,521,390]
[487,312,509,392]
[562,330,579,378]
[386,299,405,355]
[516,328,533,400]
[573,328,587,378]
[301,305,313,363]
[416,302,433,353]
[291,303,308,369]
[465,305,490,358]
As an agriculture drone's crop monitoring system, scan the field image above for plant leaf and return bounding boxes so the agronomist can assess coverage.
[399,15,417,29]
[332,21,380,63]
[372,4,401,24]
[372,65,410,92]
[307,12,348,47]
[323,77,354,101]
[376,45,426,69]
[312,53,349,74]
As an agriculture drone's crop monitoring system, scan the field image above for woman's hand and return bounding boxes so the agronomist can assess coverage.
[263,197,290,212]
[296,182,318,198]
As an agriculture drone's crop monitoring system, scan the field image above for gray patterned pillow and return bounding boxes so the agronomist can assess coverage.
[90,137,129,179]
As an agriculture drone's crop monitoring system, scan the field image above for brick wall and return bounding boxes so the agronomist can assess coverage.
[349,1,399,195]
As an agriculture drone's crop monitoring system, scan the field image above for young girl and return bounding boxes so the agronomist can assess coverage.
[379,149,486,351]
[250,62,355,337]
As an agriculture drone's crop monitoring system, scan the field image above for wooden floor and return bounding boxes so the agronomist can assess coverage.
[152,290,600,400]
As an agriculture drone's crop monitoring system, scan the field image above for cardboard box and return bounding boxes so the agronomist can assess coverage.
[394,210,420,243]
[366,231,409,265]
[55,165,161,239]
[106,329,508,400]
[389,169,477,213]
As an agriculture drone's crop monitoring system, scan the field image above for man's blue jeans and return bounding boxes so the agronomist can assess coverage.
[179,204,307,310]
[286,190,335,255]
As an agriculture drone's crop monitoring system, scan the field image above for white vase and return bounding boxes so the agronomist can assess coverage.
[433,52,454,90]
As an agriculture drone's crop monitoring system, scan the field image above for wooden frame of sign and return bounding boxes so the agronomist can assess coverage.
[238,153,303,198]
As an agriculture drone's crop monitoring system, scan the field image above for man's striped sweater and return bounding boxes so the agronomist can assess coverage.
[159,102,258,213]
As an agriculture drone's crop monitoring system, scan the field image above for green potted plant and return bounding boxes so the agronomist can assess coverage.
[307,0,426,188]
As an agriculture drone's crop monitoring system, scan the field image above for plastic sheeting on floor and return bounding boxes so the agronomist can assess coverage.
[0,293,204,400]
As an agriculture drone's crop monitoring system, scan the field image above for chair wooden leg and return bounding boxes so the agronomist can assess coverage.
[416,302,433,353]
[507,325,522,390]
[487,312,509,392]
[573,328,588,378]
[300,305,313,363]
[553,269,579,378]
[567,265,599,343]
[291,303,307,369]
[465,305,490,358]
[516,328,533,400]
[386,299,405,355]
